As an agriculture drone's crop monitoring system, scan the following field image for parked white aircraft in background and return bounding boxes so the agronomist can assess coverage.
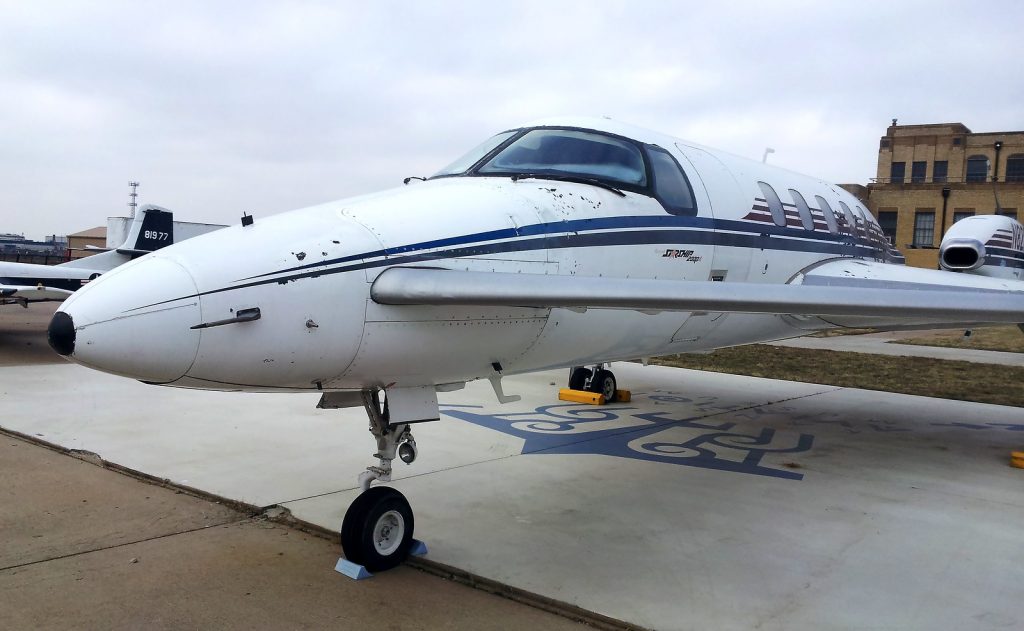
[940,213,1024,280]
[1,206,176,306]
[48,117,1024,571]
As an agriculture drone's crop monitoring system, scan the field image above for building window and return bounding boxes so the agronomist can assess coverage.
[911,161,926,183]
[913,211,935,247]
[788,189,814,230]
[998,208,1018,219]
[966,155,989,182]
[932,161,948,183]
[952,210,975,223]
[757,181,787,227]
[877,210,898,244]
[890,162,905,184]
[1006,155,1024,182]
[814,195,839,234]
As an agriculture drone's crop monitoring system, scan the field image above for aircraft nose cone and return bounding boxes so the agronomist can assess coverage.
[57,256,202,383]
[47,311,76,356]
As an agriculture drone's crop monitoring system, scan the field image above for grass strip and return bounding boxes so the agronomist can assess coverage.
[652,345,1024,408]
[893,326,1024,354]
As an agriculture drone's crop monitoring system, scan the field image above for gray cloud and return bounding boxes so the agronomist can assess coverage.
[1,0,1022,237]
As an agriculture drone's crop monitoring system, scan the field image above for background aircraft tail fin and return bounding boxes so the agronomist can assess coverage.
[118,205,174,255]
[58,205,176,271]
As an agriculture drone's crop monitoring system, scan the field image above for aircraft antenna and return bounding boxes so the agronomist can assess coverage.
[128,181,140,218]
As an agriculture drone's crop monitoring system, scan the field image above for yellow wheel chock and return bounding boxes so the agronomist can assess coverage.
[558,388,631,405]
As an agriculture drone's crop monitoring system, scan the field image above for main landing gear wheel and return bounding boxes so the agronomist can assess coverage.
[568,366,592,391]
[341,486,415,572]
[590,369,618,403]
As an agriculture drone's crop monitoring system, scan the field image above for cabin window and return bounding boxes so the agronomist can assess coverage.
[477,128,647,187]
[757,182,787,227]
[966,155,989,182]
[814,195,840,234]
[932,161,948,183]
[646,146,697,216]
[913,211,935,247]
[838,201,857,236]
[433,130,517,176]
[911,161,926,183]
[788,189,814,230]
[1006,155,1024,183]
[890,162,905,184]
[877,210,897,245]
[854,205,871,239]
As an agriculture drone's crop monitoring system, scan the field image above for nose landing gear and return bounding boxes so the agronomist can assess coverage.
[339,387,434,573]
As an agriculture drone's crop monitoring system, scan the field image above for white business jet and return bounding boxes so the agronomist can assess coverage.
[1,206,176,306]
[48,117,1024,571]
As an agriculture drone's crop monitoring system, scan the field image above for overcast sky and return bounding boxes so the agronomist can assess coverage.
[1,1,1022,238]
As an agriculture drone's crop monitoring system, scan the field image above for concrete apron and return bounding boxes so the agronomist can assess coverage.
[2,361,1023,630]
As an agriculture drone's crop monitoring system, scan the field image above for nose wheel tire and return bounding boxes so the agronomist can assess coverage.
[340,486,415,572]
[590,369,618,402]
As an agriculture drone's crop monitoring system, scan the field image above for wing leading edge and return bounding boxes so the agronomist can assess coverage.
[370,265,1024,326]
[1,284,76,304]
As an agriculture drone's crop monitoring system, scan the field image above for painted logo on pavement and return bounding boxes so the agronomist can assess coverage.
[442,390,814,480]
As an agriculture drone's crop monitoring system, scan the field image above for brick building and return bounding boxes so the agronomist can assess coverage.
[66,226,107,260]
[864,121,1024,268]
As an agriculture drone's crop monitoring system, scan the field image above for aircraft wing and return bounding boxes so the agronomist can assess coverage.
[1,284,76,303]
[370,262,1024,327]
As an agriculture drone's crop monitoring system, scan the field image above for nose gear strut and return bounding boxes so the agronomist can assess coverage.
[357,389,418,491]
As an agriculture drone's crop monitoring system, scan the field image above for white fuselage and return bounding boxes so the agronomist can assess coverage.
[54,117,1022,392]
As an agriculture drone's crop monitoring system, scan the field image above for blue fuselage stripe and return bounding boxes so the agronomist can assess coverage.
[242,214,890,281]
[128,217,896,312]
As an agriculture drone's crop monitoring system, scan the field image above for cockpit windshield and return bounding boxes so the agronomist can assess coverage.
[476,129,647,187]
[433,130,517,177]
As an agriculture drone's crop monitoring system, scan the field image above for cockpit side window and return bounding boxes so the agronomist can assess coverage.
[646,146,697,216]
[433,130,518,177]
[476,129,647,187]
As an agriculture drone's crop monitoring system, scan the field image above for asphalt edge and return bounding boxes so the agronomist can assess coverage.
[0,426,648,631]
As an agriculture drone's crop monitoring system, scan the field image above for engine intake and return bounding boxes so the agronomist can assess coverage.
[939,238,985,271]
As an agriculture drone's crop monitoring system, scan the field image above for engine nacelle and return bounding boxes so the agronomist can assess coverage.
[940,214,1024,280]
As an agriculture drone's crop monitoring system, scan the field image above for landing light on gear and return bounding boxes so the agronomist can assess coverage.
[398,440,417,464]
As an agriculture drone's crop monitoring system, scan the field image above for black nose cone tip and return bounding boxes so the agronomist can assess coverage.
[48,311,76,356]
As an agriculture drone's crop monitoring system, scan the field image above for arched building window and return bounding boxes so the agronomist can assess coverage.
[966,155,989,182]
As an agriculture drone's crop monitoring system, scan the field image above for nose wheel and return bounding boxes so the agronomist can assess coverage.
[339,388,423,572]
[341,486,414,572]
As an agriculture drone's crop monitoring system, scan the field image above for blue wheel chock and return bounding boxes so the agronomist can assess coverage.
[335,539,428,580]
